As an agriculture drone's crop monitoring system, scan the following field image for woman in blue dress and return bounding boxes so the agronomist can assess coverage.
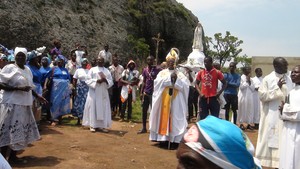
[39,56,52,121]
[27,51,43,125]
[72,58,89,125]
[44,55,71,125]
[39,56,51,86]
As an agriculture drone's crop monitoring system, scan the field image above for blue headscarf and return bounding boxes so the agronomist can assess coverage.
[183,115,262,169]
[42,56,51,66]
[55,54,67,62]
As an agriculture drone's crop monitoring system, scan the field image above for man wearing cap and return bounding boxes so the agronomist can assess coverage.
[149,48,190,145]
[177,115,262,169]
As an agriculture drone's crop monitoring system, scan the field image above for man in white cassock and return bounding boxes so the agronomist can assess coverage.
[238,66,255,130]
[82,57,113,132]
[252,68,263,129]
[255,57,293,168]
[149,48,190,144]
[279,65,300,169]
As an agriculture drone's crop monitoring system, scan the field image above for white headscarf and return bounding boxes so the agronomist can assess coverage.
[14,47,27,57]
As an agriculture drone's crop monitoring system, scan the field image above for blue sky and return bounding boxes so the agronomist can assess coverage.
[176,0,300,57]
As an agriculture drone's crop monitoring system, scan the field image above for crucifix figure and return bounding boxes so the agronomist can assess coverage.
[152,33,164,65]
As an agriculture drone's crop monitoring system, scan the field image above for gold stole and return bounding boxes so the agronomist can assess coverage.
[158,87,178,135]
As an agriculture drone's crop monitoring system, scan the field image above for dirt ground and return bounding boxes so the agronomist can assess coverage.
[12,118,259,169]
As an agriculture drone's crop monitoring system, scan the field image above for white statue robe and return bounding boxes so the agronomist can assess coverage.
[149,69,190,143]
[252,76,263,124]
[255,71,293,168]
[82,66,113,129]
[279,85,300,169]
[238,74,255,124]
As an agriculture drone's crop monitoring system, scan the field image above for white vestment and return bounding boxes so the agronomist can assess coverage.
[82,66,113,129]
[252,76,263,124]
[255,71,293,168]
[279,85,300,169]
[238,74,255,124]
[149,69,190,143]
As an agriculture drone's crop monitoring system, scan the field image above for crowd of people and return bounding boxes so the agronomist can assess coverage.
[0,40,299,169]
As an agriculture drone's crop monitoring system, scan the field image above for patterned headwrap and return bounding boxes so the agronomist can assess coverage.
[27,50,38,61]
[183,115,262,169]
[166,48,179,63]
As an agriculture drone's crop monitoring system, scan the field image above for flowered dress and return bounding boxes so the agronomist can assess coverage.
[72,68,89,119]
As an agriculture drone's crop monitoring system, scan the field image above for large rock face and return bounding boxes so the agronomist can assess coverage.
[0,0,198,63]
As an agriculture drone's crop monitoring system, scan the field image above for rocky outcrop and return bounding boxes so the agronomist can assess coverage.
[0,0,198,63]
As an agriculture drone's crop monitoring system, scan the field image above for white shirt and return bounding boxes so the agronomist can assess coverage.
[73,68,89,82]
[109,64,124,82]
[98,50,112,64]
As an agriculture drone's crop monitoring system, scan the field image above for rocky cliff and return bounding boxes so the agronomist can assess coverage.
[0,0,198,64]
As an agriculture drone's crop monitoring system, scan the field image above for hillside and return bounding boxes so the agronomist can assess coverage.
[0,0,198,63]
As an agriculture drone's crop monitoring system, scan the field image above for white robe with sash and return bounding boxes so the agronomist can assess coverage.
[149,69,190,143]
[255,71,293,168]
[279,85,300,169]
[82,66,113,129]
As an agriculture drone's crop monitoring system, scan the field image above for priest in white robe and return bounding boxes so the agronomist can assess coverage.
[255,57,293,168]
[279,65,300,169]
[82,57,113,132]
[252,68,263,128]
[149,48,190,143]
[238,66,255,130]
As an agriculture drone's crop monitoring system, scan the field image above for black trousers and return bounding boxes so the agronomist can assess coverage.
[199,96,220,120]
[120,93,132,120]
[188,86,199,120]
[141,94,152,129]
[224,94,238,124]
[110,82,122,112]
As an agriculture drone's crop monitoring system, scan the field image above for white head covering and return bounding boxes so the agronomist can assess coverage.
[14,47,27,57]
[36,46,46,56]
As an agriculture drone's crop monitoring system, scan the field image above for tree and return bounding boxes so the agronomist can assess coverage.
[205,31,243,67]
[235,54,252,67]
[127,34,150,58]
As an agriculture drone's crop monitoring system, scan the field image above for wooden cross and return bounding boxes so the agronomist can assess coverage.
[152,33,164,65]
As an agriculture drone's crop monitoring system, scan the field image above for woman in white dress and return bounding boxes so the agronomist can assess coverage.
[72,58,89,125]
[0,47,46,164]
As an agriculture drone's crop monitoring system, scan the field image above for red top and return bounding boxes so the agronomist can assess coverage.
[196,68,224,97]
